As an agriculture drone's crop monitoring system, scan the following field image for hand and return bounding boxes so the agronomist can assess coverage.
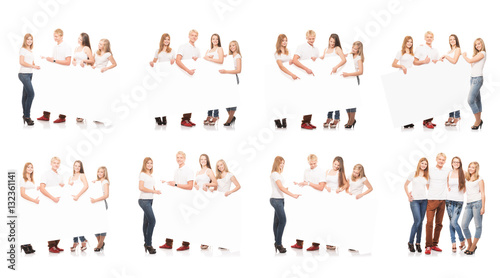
[402,66,407,75]
[59,183,65,187]
[68,180,74,185]
[289,60,293,65]
[292,74,300,80]
[439,56,445,62]
[92,65,96,69]
[305,68,314,75]
[155,190,162,195]
[36,186,40,191]
[325,186,331,193]
[225,191,231,197]
[72,60,77,66]
[53,197,60,203]
[72,195,79,201]
[462,52,467,58]
[149,61,155,67]
[408,193,414,202]
[33,65,41,70]
[432,60,438,64]
[188,69,196,75]
[192,56,198,61]
[219,69,227,74]
[90,197,96,204]
[293,194,301,199]
[311,57,317,62]
[480,208,485,215]
[202,184,208,192]
[45,57,54,62]
[101,68,108,73]
[340,72,348,78]
[356,194,363,200]
[331,67,338,74]
[92,180,96,183]
[34,197,40,204]
[335,188,341,194]
[209,188,214,192]
[80,61,85,67]
[448,187,451,192]
[167,181,175,186]
[423,56,430,64]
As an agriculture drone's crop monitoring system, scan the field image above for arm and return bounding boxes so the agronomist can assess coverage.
[205,169,218,191]
[82,47,95,66]
[462,52,484,64]
[356,179,373,199]
[19,55,40,70]
[276,60,299,80]
[308,181,326,191]
[220,57,241,74]
[413,56,430,66]
[205,48,225,64]
[175,54,195,75]
[177,180,194,190]
[150,57,158,67]
[403,180,413,202]
[276,179,300,199]
[479,180,485,215]
[91,182,109,203]
[102,54,117,72]
[40,183,59,203]
[225,175,241,197]
[336,178,349,193]
[292,54,313,75]
[331,47,346,73]
[444,48,461,64]
[20,187,39,204]
[138,180,160,194]
[342,59,363,77]
[73,175,90,201]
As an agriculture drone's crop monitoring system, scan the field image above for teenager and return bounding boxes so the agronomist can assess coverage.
[19,34,40,126]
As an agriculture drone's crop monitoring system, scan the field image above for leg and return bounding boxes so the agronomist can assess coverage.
[461,203,473,249]
[416,200,427,244]
[452,202,465,243]
[270,199,286,246]
[425,200,437,248]
[433,200,446,247]
[468,77,482,125]
[327,111,333,120]
[143,200,156,246]
[408,201,423,244]
[445,201,456,244]
[469,201,483,251]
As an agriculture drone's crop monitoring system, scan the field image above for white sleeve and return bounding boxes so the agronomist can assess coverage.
[187,168,195,181]
[318,170,327,183]
[177,45,185,58]
[195,47,201,58]
[171,49,176,59]
[19,179,26,188]
[407,172,415,182]
[139,172,146,181]
[313,47,319,58]
[395,51,402,61]
[154,49,159,59]
[40,172,48,184]
[271,172,282,182]
[294,45,303,58]
[65,44,72,58]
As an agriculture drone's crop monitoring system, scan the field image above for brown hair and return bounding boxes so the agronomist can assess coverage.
[414,157,430,181]
[199,154,212,169]
[158,33,172,55]
[275,34,289,56]
[449,34,460,49]
[210,33,221,49]
[451,157,466,192]
[80,33,92,50]
[328,33,342,50]
[271,156,285,173]
[23,162,34,182]
[141,157,153,174]
[334,156,347,188]
[401,36,414,56]
[73,160,85,174]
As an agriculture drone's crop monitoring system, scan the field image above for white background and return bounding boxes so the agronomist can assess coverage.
[1,0,499,277]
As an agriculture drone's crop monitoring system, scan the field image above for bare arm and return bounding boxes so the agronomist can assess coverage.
[40,183,58,202]
[73,175,89,200]
[205,169,218,191]
[462,52,484,64]
[331,47,346,73]
[276,179,300,199]
[103,54,117,71]
[293,54,313,75]
[220,57,241,74]
[276,60,299,80]
[479,180,485,215]
[139,180,160,194]
[444,48,461,64]
[20,187,39,204]
[82,47,95,66]
[19,55,40,69]
[175,54,195,75]
[91,181,109,203]
[403,179,413,202]
[342,59,363,77]
[225,175,241,196]
[205,48,224,64]
[356,179,373,199]
[414,56,430,66]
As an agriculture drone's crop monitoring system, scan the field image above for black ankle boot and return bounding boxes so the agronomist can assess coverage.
[282,118,287,128]
[155,117,162,125]
[408,243,415,252]
[162,116,167,125]
[274,119,282,128]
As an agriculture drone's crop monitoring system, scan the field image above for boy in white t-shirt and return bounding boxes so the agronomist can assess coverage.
[292,154,326,251]
[38,29,72,123]
[292,30,319,130]
[163,151,194,251]
[176,30,201,127]
[414,31,440,129]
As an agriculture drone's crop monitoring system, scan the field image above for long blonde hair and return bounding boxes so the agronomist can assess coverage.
[23,162,34,182]
[97,166,110,183]
[141,157,153,174]
[351,164,366,181]
[415,157,430,181]
[275,34,288,56]
[271,156,284,173]
[401,36,414,56]
[465,162,480,182]
[158,33,172,55]
[352,41,365,63]
[229,40,241,56]
[97,39,112,55]
[22,33,33,50]
[215,159,229,179]
[473,38,486,56]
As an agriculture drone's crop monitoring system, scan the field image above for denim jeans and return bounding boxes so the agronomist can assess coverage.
[409,199,427,244]
[446,200,465,243]
[226,107,237,111]
[462,200,483,239]
[327,110,340,120]
[95,233,107,237]
[270,198,286,246]
[73,236,87,243]
[467,76,483,114]
[449,110,460,118]
[208,110,219,117]
[346,108,357,113]
[138,199,156,246]
[18,73,35,118]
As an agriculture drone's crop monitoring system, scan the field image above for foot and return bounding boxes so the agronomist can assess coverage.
[331,119,339,128]
[431,246,442,252]
[415,243,422,253]
[425,247,431,255]
[452,243,457,253]
[451,118,460,126]
[323,118,332,128]
[326,245,336,251]
[81,241,87,251]
[204,116,212,125]
[71,242,78,252]
[459,241,466,251]
[408,243,415,252]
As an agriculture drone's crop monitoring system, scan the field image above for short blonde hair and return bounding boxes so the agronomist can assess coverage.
[307,154,318,162]
[177,151,186,158]
[189,29,199,35]
[436,153,446,160]
[54,29,63,36]
[425,31,434,38]
[306,30,316,37]
[51,156,61,163]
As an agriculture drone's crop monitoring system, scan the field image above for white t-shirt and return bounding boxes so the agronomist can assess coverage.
[177,43,200,60]
[353,54,361,72]
[395,51,414,69]
[233,54,241,69]
[20,179,36,190]
[52,42,72,61]
[349,177,367,196]
[275,52,292,63]
[217,172,234,193]
[407,172,428,200]
[295,43,319,60]
[94,52,112,68]
[466,178,483,203]
[446,172,464,202]
[428,166,451,200]
[270,172,284,199]
[154,49,176,62]
[414,44,440,63]
[139,172,155,199]
[19,48,34,73]
[471,51,486,77]
[174,165,194,184]
[303,167,326,184]
[40,169,64,187]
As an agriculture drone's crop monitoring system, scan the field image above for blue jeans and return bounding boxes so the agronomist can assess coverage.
[346,108,357,113]
[446,200,465,243]
[18,73,35,118]
[462,200,483,239]
[327,110,340,120]
[73,236,87,243]
[208,110,219,117]
[409,199,427,244]
[449,111,460,118]
[467,76,483,114]
[95,233,107,237]
[138,199,156,246]
[270,198,286,245]
[226,107,237,111]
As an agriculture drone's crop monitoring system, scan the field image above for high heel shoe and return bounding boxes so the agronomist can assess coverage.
[162,116,167,125]
[450,118,460,126]
[209,117,219,126]
[94,242,105,252]
[465,246,477,255]
[204,116,212,125]
[330,119,339,128]
[155,117,162,125]
[275,119,283,128]
[345,119,357,129]
[282,118,287,128]
[21,245,34,254]
[415,243,422,253]
[71,242,79,252]
[27,244,36,253]
[323,118,332,128]
[224,116,236,126]
[408,243,415,253]
[274,243,287,253]
[23,116,34,126]
[145,245,156,254]
[471,120,483,130]
[81,241,88,251]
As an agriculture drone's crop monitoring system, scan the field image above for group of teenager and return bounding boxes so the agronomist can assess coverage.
[269,155,373,253]
[274,30,364,130]
[149,30,242,127]
[404,153,485,255]
[392,31,486,130]
[18,29,117,125]
[19,157,110,254]
[138,152,241,254]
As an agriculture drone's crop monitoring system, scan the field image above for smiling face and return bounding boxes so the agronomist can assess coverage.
[420,160,428,171]
[146,159,153,171]
[211,35,219,48]
[468,163,476,175]
[436,155,446,167]
[308,160,317,170]
[307,35,316,46]
[78,35,83,46]
[352,168,360,178]
[51,159,60,171]
[97,168,105,179]
[279,160,285,171]
[449,36,456,47]
[406,38,413,49]
[164,36,170,47]
[352,45,359,55]
[217,161,225,173]
[425,33,434,45]
[189,32,198,44]
[230,42,237,53]
[98,40,104,51]
[26,36,33,47]
[332,160,340,171]
[26,163,34,174]
[475,40,483,52]
[73,162,81,173]
[53,33,62,43]
[200,155,207,167]
[451,158,461,170]
[281,37,288,48]
[329,37,335,48]
[176,154,185,166]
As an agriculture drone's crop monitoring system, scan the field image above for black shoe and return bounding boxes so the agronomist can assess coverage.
[415,243,422,253]
[23,116,34,126]
[274,119,283,128]
[224,116,236,126]
[162,116,167,125]
[155,117,162,125]
[403,124,414,129]
[471,120,483,130]
[282,118,287,128]
[145,245,156,254]
[408,243,415,253]
[274,243,286,253]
